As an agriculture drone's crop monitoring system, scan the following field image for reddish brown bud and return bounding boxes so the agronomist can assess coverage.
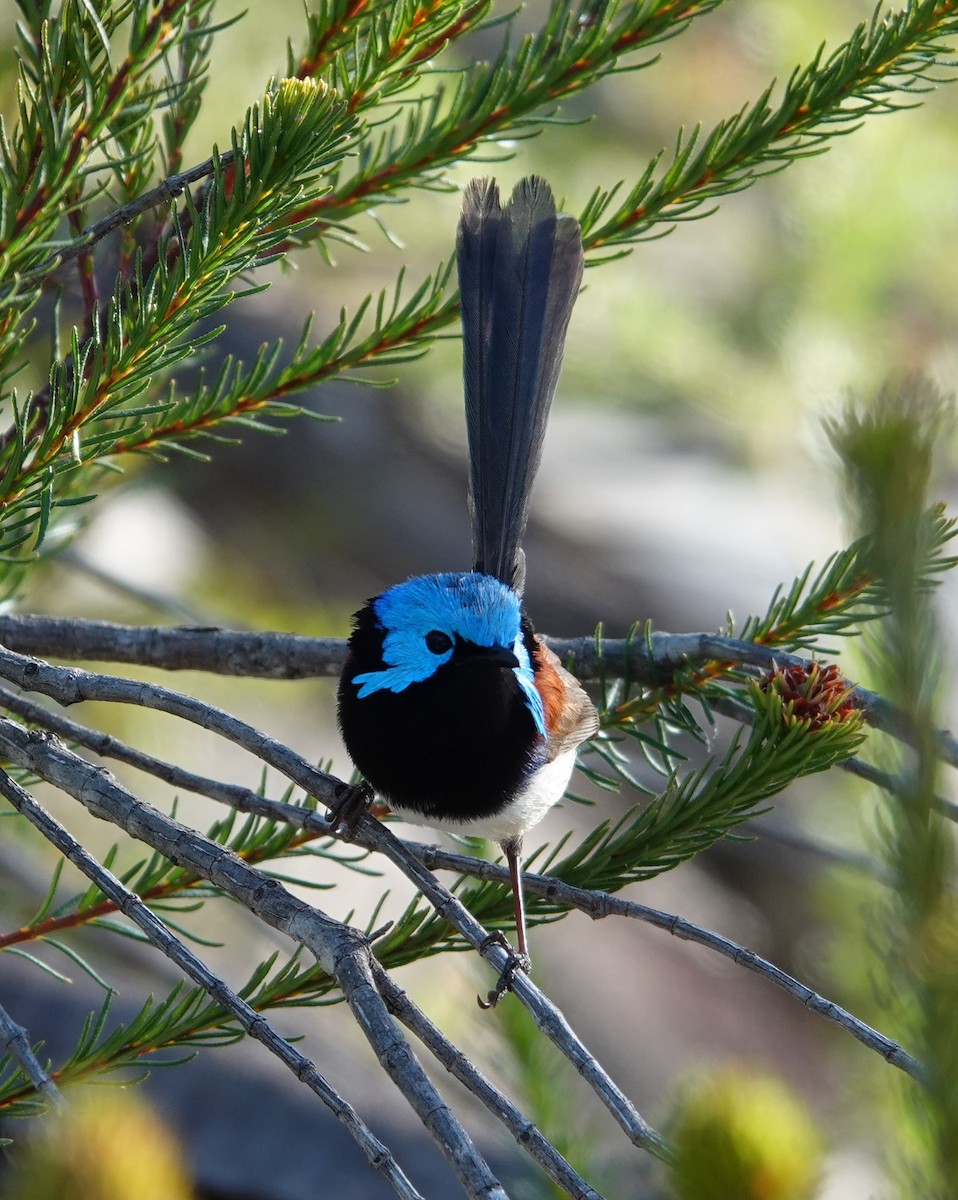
[760,660,859,729]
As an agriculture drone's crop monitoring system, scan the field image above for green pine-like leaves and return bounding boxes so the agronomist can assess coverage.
[580,0,958,251]
[735,506,958,652]
[0,71,354,586]
[2,0,957,595]
[456,658,867,939]
[2,1,958,1141]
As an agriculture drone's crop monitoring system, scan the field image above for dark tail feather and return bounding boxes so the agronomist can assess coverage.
[457,176,584,593]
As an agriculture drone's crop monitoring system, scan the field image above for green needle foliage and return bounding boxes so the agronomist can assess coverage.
[0,1,956,592]
[580,0,958,252]
[0,3,958,1197]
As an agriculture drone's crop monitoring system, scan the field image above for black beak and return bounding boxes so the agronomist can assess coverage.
[454,642,519,670]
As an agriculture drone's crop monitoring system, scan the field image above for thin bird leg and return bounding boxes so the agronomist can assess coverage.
[478,836,531,1009]
[507,837,530,963]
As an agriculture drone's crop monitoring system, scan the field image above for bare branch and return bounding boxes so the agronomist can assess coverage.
[511,965,672,1161]
[0,767,424,1200]
[28,151,234,278]
[0,615,343,678]
[0,997,63,1110]
[373,962,605,1200]
[407,843,926,1085]
[0,680,931,1084]
[0,687,672,1168]
[0,684,311,820]
[0,644,346,810]
[330,807,673,1162]
[0,721,508,1199]
[0,700,614,1195]
[0,616,952,767]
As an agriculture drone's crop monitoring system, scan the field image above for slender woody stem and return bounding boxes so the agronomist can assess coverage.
[0,767,426,1200]
[0,998,62,1110]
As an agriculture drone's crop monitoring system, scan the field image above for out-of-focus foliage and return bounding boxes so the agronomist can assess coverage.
[666,1066,823,1200]
[0,1088,194,1200]
[1,5,958,1199]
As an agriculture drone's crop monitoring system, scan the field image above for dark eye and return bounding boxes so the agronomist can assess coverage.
[425,629,453,655]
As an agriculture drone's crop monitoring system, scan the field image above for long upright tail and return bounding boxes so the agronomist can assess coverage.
[456,176,584,594]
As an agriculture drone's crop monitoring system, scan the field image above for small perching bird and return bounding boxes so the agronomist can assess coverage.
[336,177,598,1005]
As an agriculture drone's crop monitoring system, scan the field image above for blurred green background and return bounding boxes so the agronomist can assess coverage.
[2,0,953,628]
[1,3,957,1198]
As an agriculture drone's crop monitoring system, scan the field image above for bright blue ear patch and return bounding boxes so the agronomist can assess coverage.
[350,572,545,735]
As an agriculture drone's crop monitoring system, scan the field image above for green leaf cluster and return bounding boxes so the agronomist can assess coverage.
[1,1,957,600]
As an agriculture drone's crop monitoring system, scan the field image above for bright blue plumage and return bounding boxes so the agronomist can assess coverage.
[351,572,546,736]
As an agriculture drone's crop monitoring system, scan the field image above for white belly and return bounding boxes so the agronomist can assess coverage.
[389,749,578,845]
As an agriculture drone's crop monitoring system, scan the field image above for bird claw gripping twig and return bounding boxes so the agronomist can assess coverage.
[328,779,375,836]
[477,930,531,1009]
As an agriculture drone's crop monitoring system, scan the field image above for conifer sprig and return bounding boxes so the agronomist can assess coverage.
[5,0,957,538]
[291,0,386,81]
[737,505,958,651]
[109,261,455,460]
[92,0,958,483]
[289,0,727,227]
[2,0,199,274]
[568,664,864,884]
[581,0,958,250]
[0,79,354,579]
[298,0,493,115]
[586,506,956,776]
[159,1,220,178]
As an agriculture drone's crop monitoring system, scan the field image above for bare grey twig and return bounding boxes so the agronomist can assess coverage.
[0,684,329,836]
[0,679,671,1171]
[407,843,926,1084]
[0,614,342,677]
[0,644,345,809]
[0,720,508,1200]
[0,766,424,1200]
[0,679,609,1194]
[0,616,953,765]
[0,997,63,1110]
[373,963,605,1200]
[0,683,926,1083]
[335,808,672,1162]
[27,152,235,279]
[0,670,664,1183]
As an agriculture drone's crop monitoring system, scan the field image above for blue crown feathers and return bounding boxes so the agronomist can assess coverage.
[351,572,546,735]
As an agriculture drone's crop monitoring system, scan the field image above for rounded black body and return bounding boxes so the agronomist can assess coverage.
[337,605,541,823]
